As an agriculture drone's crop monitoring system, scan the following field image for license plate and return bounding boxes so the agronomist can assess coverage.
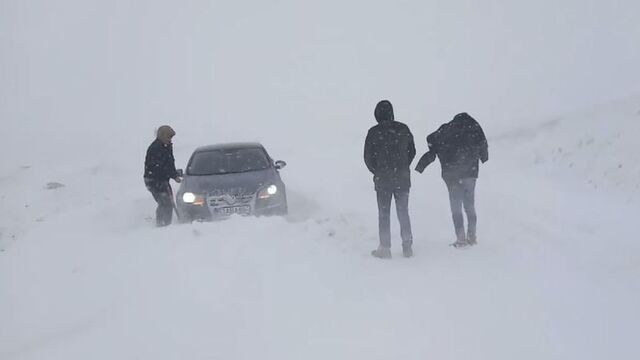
[215,206,251,216]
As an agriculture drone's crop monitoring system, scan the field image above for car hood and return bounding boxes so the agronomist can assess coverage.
[182,169,275,195]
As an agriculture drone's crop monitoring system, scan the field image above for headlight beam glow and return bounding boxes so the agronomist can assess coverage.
[182,192,196,203]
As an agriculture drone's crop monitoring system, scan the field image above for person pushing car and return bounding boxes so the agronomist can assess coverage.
[143,125,182,227]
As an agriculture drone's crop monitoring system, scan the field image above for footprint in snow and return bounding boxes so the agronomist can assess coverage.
[45,182,65,190]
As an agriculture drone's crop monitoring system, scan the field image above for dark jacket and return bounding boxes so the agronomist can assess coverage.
[364,101,416,192]
[416,113,488,180]
[144,139,178,182]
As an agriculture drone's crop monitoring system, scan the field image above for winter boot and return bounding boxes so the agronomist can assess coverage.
[450,240,469,249]
[371,246,392,259]
[402,245,414,258]
[451,227,469,248]
[450,237,470,249]
[467,227,477,245]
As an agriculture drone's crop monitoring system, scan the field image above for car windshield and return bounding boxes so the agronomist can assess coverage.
[188,148,271,175]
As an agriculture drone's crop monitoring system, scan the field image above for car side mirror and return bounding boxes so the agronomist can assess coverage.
[275,160,287,170]
[177,169,184,177]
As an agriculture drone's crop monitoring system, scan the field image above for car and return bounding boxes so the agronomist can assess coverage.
[176,142,288,222]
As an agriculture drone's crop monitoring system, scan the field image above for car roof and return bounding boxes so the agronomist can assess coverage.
[194,142,265,153]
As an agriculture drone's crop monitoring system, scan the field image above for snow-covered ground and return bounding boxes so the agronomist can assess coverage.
[2,98,639,359]
[2,1,640,359]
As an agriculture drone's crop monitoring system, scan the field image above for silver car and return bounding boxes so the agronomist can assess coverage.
[176,142,288,222]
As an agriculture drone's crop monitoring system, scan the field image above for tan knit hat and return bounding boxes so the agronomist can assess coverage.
[156,125,176,144]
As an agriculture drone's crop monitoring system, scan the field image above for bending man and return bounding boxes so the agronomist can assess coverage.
[416,113,488,248]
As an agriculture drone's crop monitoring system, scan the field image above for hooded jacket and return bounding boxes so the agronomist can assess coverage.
[144,127,178,182]
[416,113,488,180]
[364,101,417,192]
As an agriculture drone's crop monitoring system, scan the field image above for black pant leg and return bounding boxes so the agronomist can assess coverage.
[393,190,413,247]
[155,191,174,226]
[376,190,393,248]
[146,180,174,226]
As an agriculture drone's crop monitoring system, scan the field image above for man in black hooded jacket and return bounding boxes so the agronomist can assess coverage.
[144,125,181,227]
[364,100,416,258]
[416,113,488,247]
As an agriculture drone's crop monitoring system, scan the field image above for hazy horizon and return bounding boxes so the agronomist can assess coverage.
[2,1,640,170]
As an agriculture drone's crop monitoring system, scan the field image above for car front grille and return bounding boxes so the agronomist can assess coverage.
[208,193,255,207]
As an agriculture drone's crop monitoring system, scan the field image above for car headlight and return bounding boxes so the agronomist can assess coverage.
[258,185,278,199]
[183,192,196,203]
[182,192,205,206]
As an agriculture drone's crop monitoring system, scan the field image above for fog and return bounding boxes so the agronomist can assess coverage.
[2,0,640,168]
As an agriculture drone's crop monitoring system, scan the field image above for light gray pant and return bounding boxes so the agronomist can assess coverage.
[444,178,477,241]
